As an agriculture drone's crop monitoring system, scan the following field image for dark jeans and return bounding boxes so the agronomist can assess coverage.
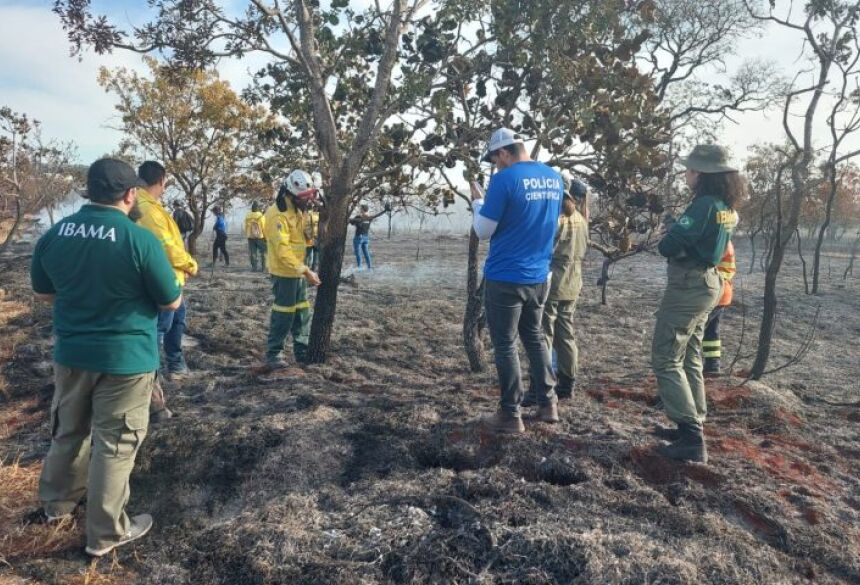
[157,298,187,371]
[484,279,557,416]
[353,235,371,268]
[213,232,229,265]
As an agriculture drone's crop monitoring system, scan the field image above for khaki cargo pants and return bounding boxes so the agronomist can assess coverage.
[39,365,153,551]
[543,298,579,381]
[651,262,721,427]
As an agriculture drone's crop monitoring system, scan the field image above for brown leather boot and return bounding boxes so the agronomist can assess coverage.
[485,410,525,434]
[536,403,559,423]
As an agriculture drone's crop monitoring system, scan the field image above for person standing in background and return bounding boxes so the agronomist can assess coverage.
[703,240,737,377]
[244,201,267,272]
[305,205,320,272]
[651,145,740,464]
[172,200,194,250]
[524,174,589,406]
[212,206,229,267]
[349,203,389,270]
[264,171,321,369]
[470,128,562,434]
[137,161,198,386]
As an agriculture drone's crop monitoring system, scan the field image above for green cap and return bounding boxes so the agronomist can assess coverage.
[680,144,737,173]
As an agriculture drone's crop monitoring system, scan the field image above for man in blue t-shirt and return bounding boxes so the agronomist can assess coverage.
[470,128,563,434]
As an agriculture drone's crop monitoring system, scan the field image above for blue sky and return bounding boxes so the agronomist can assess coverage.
[0,0,854,165]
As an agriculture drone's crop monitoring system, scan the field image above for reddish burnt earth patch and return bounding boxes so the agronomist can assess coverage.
[586,385,653,405]
[711,436,835,494]
[628,446,725,488]
[731,499,788,550]
[707,385,753,409]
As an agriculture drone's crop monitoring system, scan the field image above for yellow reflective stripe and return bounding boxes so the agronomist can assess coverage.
[703,350,721,358]
[702,341,721,348]
[272,300,311,313]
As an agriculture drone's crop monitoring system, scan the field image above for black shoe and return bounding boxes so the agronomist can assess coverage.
[556,374,575,399]
[652,424,679,441]
[703,358,721,377]
[657,423,708,464]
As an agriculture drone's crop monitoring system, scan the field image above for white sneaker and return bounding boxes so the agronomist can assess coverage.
[85,514,153,557]
[45,511,73,523]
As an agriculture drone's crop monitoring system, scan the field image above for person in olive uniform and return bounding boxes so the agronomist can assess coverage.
[31,159,182,556]
[541,175,589,398]
[651,145,741,464]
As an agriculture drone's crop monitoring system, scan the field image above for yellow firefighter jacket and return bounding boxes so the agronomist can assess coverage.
[264,200,309,278]
[136,189,198,286]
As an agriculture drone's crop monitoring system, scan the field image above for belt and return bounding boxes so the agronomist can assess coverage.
[669,256,711,270]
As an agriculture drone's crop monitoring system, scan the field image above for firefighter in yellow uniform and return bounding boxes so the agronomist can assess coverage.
[305,208,320,272]
[244,202,267,272]
[136,162,198,419]
[264,170,321,369]
[703,240,736,376]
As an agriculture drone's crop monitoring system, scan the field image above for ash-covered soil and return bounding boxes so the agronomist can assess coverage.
[1,233,859,584]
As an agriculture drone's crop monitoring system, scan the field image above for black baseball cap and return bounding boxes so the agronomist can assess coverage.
[86,158,146,203]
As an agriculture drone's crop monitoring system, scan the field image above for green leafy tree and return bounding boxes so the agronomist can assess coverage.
[55,0,489,362]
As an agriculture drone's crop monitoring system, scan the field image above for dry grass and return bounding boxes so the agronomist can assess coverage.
[0,460,79,563]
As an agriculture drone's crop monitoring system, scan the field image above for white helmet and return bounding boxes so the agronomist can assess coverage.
[285,170,314,196]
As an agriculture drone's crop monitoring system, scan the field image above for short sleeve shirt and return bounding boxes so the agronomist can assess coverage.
[480,161,563,284]
[31,204,181,375]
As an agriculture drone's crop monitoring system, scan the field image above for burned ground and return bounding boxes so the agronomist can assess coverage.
[1,233,859,584]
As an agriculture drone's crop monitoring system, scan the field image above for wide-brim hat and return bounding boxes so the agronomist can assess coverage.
[680,144,737,173]
[481,128,525,163]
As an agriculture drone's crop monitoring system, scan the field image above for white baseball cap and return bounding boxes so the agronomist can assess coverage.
[481,128,525,162]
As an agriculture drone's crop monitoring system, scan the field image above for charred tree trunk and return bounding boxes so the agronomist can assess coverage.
[796,228,809,295]
[751,162,802,380]
[307,184,351,364]
[811,167,838,294]
[0,199,23,254]
[751,235,785,379]
[748,230,758,275]
[463,229,486,372]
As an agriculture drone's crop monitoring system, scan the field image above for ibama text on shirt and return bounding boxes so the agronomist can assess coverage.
[57,222,117,242]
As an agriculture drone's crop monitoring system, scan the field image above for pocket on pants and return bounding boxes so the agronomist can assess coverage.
[652,316,691,368]
[112,403,149,458]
